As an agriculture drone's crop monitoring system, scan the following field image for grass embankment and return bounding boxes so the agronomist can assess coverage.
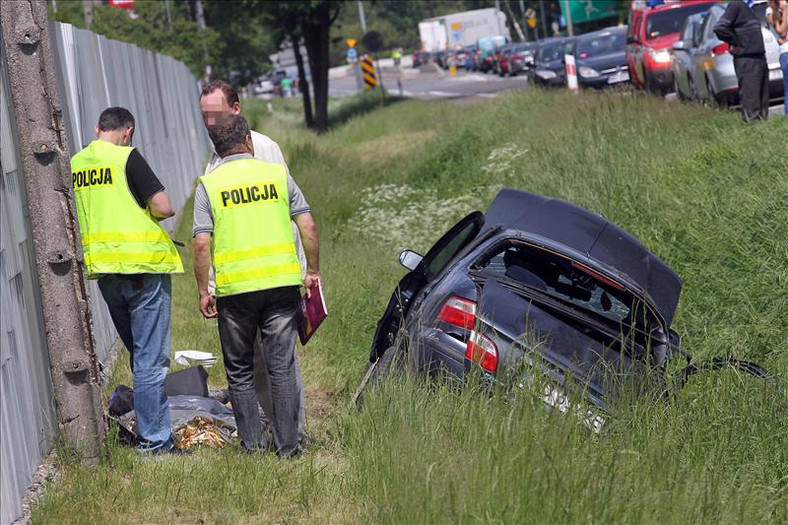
[34,90,788,523]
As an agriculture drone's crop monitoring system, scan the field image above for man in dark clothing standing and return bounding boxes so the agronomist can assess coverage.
[714,0,770,122]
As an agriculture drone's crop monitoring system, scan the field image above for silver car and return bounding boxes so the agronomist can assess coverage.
[687,2,784,106]
[672,12,709,101]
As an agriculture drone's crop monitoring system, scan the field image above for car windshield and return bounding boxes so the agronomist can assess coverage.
[538,41,566,61]
[646,3,715,40]
[513,43,535,53]
[576,32,626,58]
[475,242,658,329]
[478,36,508,53]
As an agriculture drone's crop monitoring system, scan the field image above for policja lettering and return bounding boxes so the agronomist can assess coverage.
[220,182,279,208]
[72,166,114,190]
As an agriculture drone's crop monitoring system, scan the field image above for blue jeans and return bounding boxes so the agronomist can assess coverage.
[99,274,174,451]
[781,52,788,115]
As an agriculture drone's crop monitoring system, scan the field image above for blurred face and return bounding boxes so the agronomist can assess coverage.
[200,89,241,127]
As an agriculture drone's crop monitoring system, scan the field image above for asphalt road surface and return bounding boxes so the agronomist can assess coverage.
[329,66,527,103]
[329,65,786,116]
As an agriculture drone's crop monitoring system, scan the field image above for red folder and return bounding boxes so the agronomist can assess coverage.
[298,279,327,345]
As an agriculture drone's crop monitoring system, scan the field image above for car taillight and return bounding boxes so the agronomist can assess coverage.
[711,42,729,57]
[466,331,498,373]
[437,296,477,330]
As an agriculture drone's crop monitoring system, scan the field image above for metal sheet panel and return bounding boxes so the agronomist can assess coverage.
[0,44,57,525]
[1,21,209,523]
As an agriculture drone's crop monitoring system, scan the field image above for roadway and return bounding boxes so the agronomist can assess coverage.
[329,65,785,115]
[329,66,527,103]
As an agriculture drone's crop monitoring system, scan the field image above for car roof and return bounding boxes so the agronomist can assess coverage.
[482,189,683,324]
[539,36,576,45]
[577,26,627,41]
[639,0,718,16]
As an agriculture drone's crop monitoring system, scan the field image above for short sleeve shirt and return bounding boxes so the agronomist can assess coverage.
[192,153,310,237]
[126,149,164,207]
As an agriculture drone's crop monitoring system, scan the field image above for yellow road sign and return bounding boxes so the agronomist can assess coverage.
[346,38,357,48]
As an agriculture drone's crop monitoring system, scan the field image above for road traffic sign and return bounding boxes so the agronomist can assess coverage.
[347,48,358,63]
[346,38,357,48]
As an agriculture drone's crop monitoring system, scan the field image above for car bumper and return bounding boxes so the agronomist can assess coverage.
[645,68,673,93]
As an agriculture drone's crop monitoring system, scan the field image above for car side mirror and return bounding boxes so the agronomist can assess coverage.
[672,41,685,51]
[399,249,423,271]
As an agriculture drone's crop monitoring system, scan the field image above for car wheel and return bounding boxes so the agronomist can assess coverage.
[353,345,406,410]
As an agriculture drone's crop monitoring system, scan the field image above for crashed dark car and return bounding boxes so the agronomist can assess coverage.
[356,189,772,415]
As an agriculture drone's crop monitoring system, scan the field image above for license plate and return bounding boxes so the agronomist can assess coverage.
[607,71,630,84]
[769,68,783,82]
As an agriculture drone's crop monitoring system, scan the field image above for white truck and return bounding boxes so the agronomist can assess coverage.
[418,8,511,52]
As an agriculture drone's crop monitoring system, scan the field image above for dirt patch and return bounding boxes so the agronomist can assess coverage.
[306,388,337,422]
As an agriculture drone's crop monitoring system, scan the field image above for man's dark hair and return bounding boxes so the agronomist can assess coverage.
[208,114,250,157]
[98,107,135,132]
[200,80,239,107]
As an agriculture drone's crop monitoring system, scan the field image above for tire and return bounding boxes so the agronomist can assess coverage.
[353,345,406,410]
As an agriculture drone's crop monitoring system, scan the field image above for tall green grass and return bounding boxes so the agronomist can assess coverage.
[33,90,788,523]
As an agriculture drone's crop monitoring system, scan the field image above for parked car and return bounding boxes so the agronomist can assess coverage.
[464,45,478,71]
[685,1,785,106]
[478,35,509,73]
[434,50,449,69]
[497,45,515,76]
[412,50,431,68]
[672,12,708,101]
[362,189,684,415]
[572,26,630,89]
[531,36,577,87]
[508,42,538,76]
[627,0,719,95]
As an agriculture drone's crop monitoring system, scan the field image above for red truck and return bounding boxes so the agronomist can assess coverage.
[627,0,719,95]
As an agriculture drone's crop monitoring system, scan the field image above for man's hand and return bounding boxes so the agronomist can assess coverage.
[304,271,320,299]
[200,293,217,318]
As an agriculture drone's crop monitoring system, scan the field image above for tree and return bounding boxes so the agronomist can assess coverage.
[49,0,222,77]
[253,1,342,133]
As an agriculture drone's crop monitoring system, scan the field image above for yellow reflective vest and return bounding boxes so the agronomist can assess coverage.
[70,140,183,279]
[200,157,301,297]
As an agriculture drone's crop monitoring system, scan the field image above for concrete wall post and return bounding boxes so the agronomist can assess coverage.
[0,0,105,463]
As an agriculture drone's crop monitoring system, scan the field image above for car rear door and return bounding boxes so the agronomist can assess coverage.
[368,212,485,362]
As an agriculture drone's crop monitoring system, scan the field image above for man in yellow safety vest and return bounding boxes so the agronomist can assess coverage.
[193,115,320,457]
[70,107,184,454]
[199,80,309,447]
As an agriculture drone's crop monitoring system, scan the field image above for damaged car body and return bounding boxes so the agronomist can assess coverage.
[357,189,772,414]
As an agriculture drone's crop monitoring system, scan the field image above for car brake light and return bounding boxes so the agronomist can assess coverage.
[466,331,498,373]
[438,296,477,330]
[711,42,729,57]
[580,52,588,58]
[571,261,624,291]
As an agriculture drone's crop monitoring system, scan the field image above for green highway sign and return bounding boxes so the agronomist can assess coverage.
[561,0,619,25]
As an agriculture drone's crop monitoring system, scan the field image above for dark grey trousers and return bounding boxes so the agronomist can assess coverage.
[217,286,301,456]
[734,55,770,123]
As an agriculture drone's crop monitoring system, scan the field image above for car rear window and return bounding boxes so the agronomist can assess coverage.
[538,41,570,61]
[475,242,648,326]
[646,3,715,40]
[576,32,626,58]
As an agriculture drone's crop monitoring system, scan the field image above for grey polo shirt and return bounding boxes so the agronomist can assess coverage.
[192,152,311,237]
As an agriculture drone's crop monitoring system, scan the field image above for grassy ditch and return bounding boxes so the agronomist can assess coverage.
[33,90,788,523]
